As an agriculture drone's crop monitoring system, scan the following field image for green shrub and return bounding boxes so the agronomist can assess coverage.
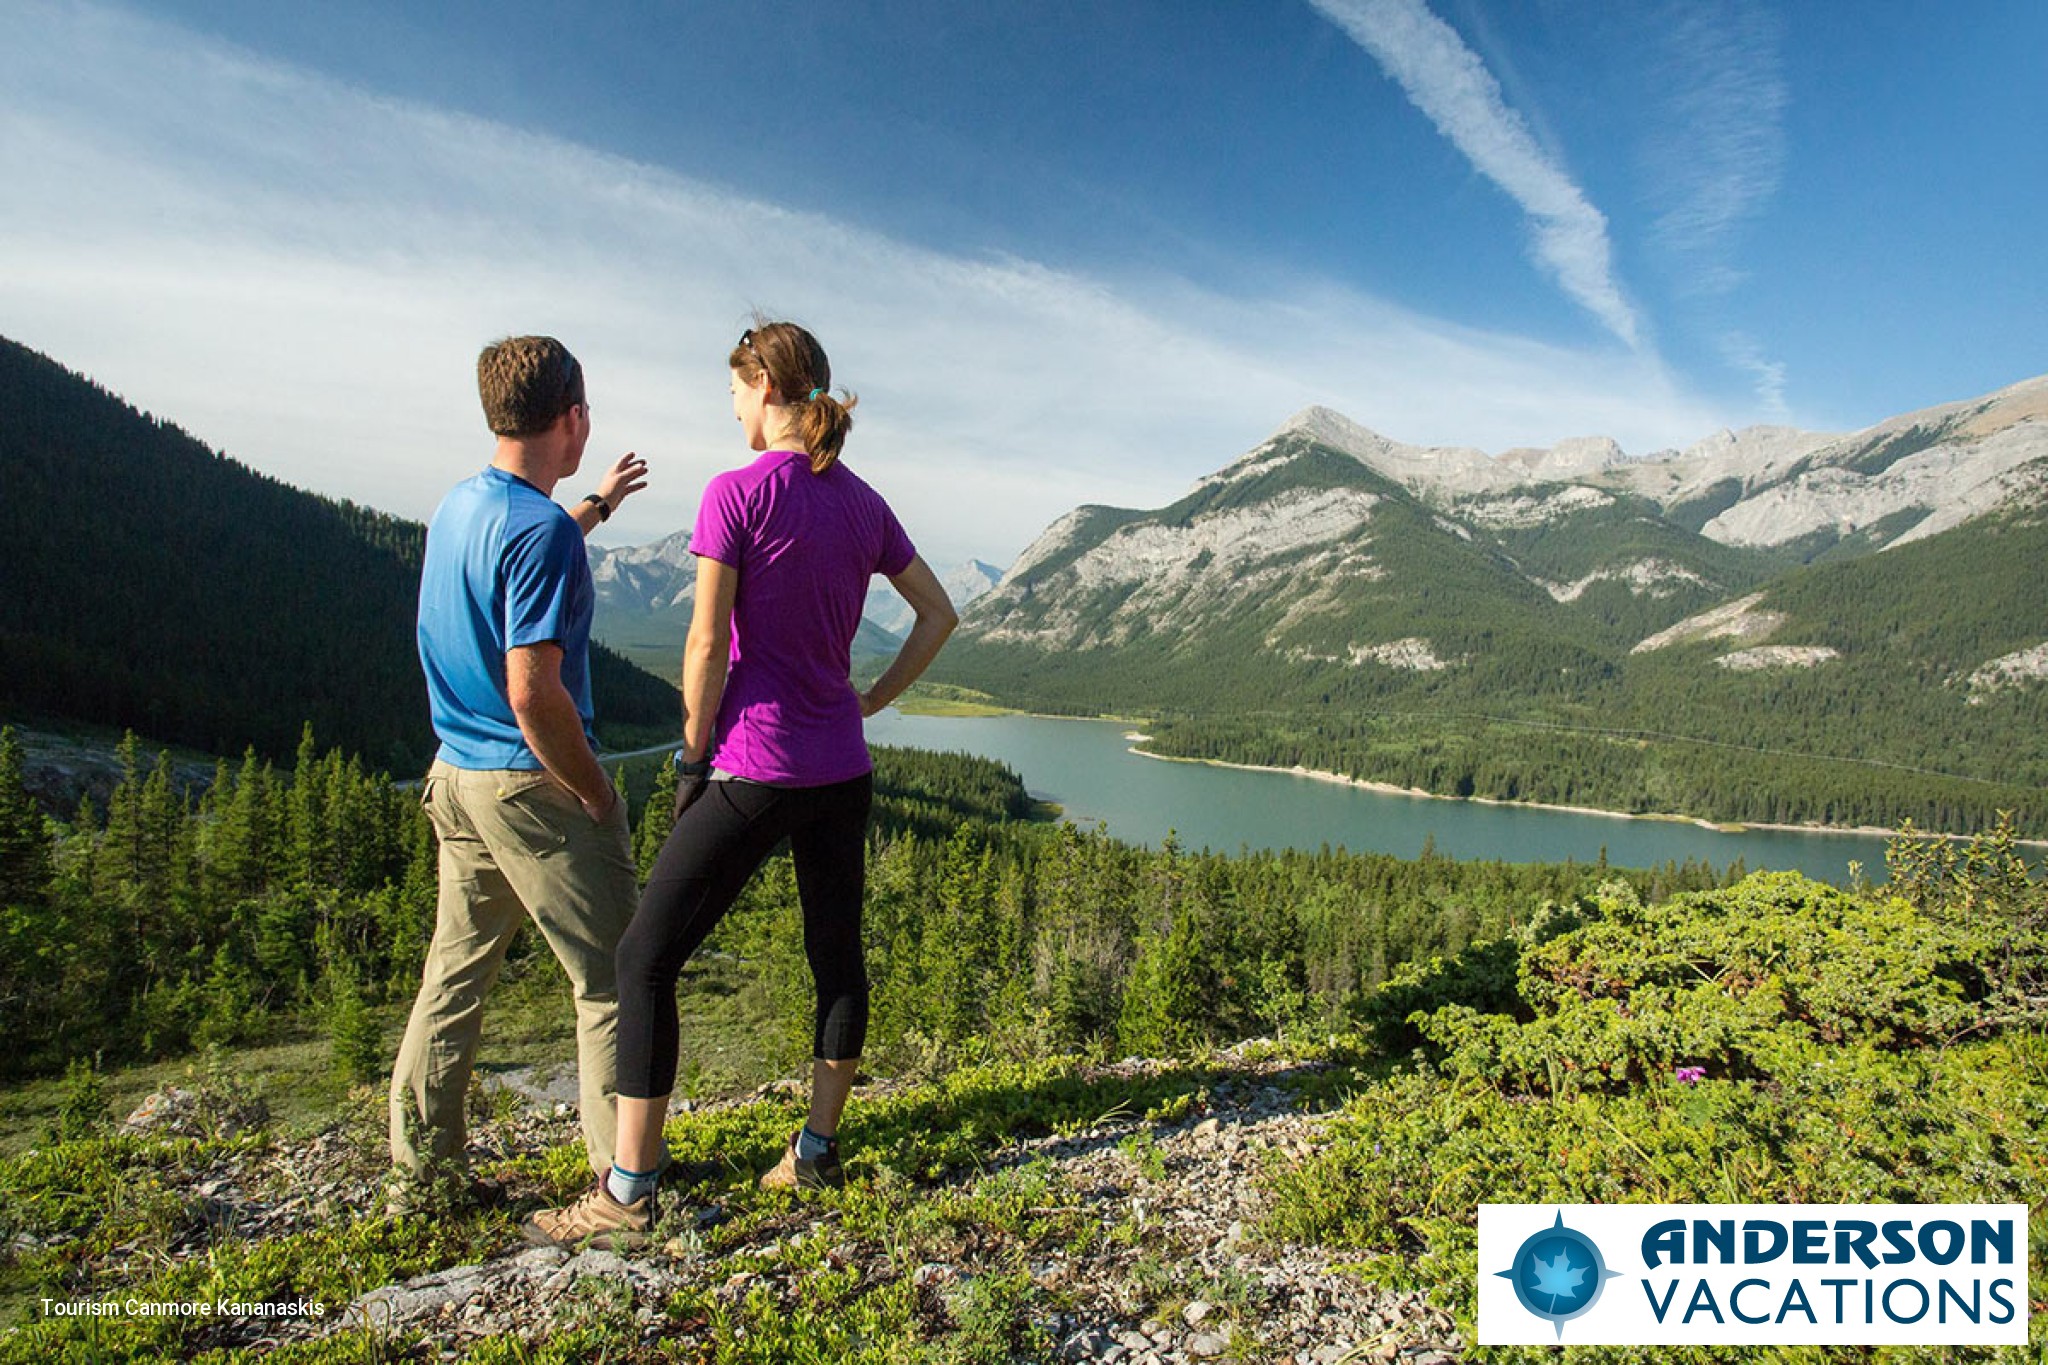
[1262,854,2048,1357]
[1394,872,2006,1098]
[48,1055,110,1144]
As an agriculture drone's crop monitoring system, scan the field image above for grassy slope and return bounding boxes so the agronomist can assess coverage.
[5,855,2042,1363]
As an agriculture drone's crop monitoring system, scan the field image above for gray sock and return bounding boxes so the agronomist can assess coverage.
[797,1126,834,1161]
[606,1163,658,1205]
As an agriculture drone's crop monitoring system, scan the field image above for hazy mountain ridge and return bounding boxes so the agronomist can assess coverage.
[587,532,999,677]
[588,528,697,616]
[864,558,1003,637]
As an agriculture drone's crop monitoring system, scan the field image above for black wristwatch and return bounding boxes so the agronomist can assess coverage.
[582,492,612,522]
[677,753,710,777]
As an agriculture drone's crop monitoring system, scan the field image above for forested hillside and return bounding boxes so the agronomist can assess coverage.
[0,338,677,775]
[0,723,1725,1084]
[936,408,2048,835]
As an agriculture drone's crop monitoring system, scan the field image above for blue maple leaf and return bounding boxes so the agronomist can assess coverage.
[1527,1248,1588,1308]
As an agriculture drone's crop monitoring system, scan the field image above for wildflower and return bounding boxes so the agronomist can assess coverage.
[1673,1066,1706,1085]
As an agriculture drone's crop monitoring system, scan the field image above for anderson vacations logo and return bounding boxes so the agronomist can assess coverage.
[1479,1204,2029,1347]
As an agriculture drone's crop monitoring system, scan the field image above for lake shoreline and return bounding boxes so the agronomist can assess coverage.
[872,703,2039,855]
[1121,742,2013,848]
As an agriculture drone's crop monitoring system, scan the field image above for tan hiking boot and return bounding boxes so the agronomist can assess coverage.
[521,1180,655,1250]
[759,1129,844,1191]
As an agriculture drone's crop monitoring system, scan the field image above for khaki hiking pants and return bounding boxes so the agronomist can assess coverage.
[391,760,636,1179]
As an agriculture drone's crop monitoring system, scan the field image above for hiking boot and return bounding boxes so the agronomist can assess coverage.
[759,1129,844,1191]
[521,1180,655,1250]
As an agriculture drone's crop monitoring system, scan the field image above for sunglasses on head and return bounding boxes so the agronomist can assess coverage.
[559,351,586,414]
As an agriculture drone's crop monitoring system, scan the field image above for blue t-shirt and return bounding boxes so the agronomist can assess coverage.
[417,466,596,770]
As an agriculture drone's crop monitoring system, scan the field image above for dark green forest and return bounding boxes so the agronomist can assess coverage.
[0,337,676,774]
[0,724,1727,1083]
[1138,710,2048,836]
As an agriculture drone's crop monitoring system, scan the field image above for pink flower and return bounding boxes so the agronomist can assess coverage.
[1674,1066,1706,1085]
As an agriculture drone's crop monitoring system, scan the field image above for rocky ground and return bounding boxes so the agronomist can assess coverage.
[93,1045,1464,1362]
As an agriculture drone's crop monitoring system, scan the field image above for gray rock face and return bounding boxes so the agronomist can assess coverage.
[586,528,697,616]
[866,559,1004,636]
[1316,376,2048,553]
[342,1243,683,1335]
[1241,375,2047,551]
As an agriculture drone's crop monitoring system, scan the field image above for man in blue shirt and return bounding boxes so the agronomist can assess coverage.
[391,335,649,1206]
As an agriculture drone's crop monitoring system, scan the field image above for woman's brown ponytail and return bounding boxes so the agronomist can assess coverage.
[795,388,857,473]
[728,318,857,472]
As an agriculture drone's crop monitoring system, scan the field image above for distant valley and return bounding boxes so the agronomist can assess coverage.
[586,531,1000,680]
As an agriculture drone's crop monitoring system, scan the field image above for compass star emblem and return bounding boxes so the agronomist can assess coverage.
[1495,1211,1623,1339]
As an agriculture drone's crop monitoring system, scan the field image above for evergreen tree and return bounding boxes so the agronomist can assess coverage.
[0,726,51,905]
[635,756,681,878]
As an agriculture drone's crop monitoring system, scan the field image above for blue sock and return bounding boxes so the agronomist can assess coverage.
[606,1162,659,1205]
[796,1125,834,1160]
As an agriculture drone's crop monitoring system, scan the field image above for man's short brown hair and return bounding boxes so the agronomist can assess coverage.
[477,336,584,436]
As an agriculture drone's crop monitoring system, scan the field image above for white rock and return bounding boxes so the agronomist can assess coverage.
[1964,641,2048,700]
[1632,593,1783,654]
[1714,645,1840,671]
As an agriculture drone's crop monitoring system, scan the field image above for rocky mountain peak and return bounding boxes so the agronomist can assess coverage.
[1272,405,1398,462]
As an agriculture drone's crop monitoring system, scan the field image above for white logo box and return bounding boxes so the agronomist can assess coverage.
[1478,1203,2030,1346]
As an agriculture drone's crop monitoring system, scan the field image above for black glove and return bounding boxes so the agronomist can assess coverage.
[673,757,711,822]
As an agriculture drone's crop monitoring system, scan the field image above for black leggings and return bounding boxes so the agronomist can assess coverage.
[615,772,872,1100]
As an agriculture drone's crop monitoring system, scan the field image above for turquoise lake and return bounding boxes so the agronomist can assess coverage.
[862,711,1894,884]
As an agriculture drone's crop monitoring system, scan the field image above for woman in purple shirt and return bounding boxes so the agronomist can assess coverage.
[527,320,957,1248]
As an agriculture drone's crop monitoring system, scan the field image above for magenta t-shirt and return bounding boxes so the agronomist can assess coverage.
[691,449,916,785]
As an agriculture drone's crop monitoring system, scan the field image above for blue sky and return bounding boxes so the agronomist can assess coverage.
[2,0,2042,565]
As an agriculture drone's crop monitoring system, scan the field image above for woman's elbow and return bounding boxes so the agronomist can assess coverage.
[683,627,728,663]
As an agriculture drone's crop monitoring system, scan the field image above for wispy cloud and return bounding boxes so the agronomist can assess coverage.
[1,1,1732,566]
[1307,0,1643,349]
[1718,331,1788,417]
[1638,0,1788,409]
[1644,0,1787,293]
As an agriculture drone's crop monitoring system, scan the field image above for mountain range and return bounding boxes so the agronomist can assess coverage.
[5,320,2041,830]
[585,532,1001,679]
[935,373,2048,832]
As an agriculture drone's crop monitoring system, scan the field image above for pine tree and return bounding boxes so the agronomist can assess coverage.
[286,723,324,890]
[635,756,680,878]
[94,731,147,897]
[0,726,51,905]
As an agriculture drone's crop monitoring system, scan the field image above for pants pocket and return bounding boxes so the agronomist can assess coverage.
[491,772,575,856]
[419,774,457,841]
